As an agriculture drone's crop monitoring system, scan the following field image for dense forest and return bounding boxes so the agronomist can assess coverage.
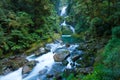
[0,0,61,57]
[66,0,120,80]
[0,0,120,80]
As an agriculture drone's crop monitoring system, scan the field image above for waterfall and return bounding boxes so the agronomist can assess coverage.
[61,21,66,26]
[0,2,78,80]
[60,6,67,16]
[69,25,75,33]
[60,5,75,34]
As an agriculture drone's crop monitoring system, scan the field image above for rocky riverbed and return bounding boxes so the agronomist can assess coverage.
[0,38,104,80]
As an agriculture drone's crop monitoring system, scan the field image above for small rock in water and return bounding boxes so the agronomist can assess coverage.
[71,54,81,62]
[22,60,38,77]
[45,44,51,52]
[39,47,46,54]
[22,65,32,74]
[3,67,12,75]
[46,74,54,78]
[35,47,46,56]
[71,50,83,62]
[65,43,70,47]
[39,69,48,75]
[62,60,68,66]
[27,60,38,67]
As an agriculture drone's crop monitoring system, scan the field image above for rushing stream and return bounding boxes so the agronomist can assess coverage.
[0,43,79,80]
[0,4,79,80]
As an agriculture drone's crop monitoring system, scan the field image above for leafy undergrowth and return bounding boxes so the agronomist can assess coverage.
[83,26,120,80]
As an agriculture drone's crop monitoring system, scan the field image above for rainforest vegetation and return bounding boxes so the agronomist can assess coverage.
[66,0,120,80]
[0,0,120,80]
[0,0,61,57]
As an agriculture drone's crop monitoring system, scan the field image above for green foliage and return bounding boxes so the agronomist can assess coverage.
[0,0,61,56]
[62,73,78,80]
[75,16,89,34]
[64,0,120,80]
[90,17,103,27]
[83,27,120,80]
[112,26,120,38]
[68,0,120,37]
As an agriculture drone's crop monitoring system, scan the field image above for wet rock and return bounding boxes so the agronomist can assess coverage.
[22,74,29,78]
[63,68,76,76]
[46,74,53,78]
[45,44,51,52]
[54,39,63,44]
[3,67,12,75]
[39,47,46,53]
[22,65,32,74]
[27,60,38,68]
[35,47,46,56]
[54,73,62,80]
[53,48,70,62]
[72,55,81,62]
[62,60,68,66]
[71,51,83,62]
[65,43,70,47]
[47,63,65,79]
[75,67,93,74]
[39,69,48,75]
[22,60,38,77]
[0,55,28,75]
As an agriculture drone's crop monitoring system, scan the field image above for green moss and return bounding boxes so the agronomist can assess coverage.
[25,41,44,54]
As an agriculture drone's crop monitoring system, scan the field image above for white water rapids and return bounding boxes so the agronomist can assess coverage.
[0,43,78,80]
[0,5,77,80]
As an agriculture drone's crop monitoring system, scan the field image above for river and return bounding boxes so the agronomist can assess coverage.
[0,4,80,80]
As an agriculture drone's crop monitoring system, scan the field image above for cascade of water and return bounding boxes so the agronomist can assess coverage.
[69,25,75,33]
[60,6,67,16]
[61,20,66,26]
[0,42,78,80]
[0,3,78,80]
[23,43,64,80]
[0,43,65,80]
[60,5,75,34]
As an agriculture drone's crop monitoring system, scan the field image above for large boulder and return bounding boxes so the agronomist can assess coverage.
[53,48,70,62]
[22,60,38,78]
